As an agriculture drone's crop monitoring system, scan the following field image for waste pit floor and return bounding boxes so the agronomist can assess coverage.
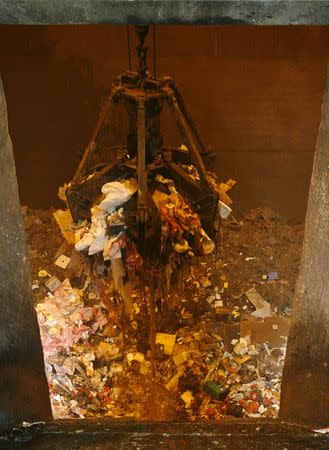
[23,205,304,422]
[2,419,329,449]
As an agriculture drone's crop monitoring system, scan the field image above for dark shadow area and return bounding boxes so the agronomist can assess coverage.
[0,25,107,208]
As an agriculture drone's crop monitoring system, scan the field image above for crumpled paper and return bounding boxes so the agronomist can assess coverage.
[75,180,136,255]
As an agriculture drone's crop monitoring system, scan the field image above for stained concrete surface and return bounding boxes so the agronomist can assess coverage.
[0,1,329,25]
[1,420,329,449]
[0,76,52,430]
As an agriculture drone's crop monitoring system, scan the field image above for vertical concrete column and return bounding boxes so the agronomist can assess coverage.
[0,77,51,431]
[280,66,329,427]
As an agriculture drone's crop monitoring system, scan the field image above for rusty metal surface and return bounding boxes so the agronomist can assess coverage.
[66,26,219,240]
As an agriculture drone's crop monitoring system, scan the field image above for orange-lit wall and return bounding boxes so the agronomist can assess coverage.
[1,25,328,220]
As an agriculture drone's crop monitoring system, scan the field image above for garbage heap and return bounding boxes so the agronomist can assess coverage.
[64,158,235,318]
[30,153,294,421]
[35,269,284,421]
[31,208,299,422]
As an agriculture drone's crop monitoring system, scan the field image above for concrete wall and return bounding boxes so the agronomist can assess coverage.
[1,25,328,220]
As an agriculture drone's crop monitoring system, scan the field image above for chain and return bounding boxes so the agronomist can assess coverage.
[135,26,149,78]
[137,44,148,78]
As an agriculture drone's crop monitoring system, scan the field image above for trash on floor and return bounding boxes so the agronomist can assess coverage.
[27,204,302,421]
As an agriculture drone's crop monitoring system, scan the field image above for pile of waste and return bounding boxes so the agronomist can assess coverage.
[24,154,303,421]
[72,173,230,263]
[73,175,219,261]
[30,204,297,421]
[35,271,285,420]
[54,161,234,321]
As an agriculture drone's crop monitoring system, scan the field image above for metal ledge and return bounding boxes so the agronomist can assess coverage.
[1,419,329,449]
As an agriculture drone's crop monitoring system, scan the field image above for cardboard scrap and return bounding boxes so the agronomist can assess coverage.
[245,287,272,318]
[156,333,176,355]
[55,255,71,269]
[165,366,185,391]
[218,179,236,206]
[233,354,251,365]
[53,209,75,245]
[173,351,189,366]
